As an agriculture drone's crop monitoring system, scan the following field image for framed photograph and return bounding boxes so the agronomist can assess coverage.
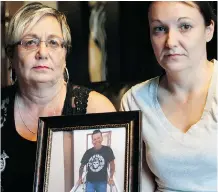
[33,111,141,192]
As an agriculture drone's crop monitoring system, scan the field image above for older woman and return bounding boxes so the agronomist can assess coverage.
[1,2,115,191]
[121,1,217,192]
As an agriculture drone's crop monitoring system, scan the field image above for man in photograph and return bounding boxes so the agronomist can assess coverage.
[77,129,115,192]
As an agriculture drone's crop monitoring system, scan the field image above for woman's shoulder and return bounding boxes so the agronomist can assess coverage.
[123,76,160,100]
[86,91,116,113]
[120,76,160,111]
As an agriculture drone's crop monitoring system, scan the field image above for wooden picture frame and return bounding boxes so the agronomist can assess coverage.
[33,111,141,192]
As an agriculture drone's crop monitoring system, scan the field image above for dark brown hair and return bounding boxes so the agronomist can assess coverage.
[148,1,217,26]
[184,1,217,26]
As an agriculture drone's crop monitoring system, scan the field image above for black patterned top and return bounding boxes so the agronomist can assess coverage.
[1,83,92,191]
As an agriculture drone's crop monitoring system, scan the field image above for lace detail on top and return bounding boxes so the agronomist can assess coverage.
[1,97,10,128]
[71,85,92,114]
[63,84,92,115]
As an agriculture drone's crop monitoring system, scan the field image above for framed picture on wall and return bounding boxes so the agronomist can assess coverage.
[33,111,141,192]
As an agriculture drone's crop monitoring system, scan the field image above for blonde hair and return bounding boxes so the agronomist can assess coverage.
[5,2,71,58]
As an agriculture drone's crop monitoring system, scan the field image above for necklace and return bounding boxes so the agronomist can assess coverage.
[15,83,66,134]
[26,87,62,121]
[16,94,37,134]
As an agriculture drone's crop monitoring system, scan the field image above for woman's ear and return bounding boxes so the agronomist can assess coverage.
[206,20,215,43]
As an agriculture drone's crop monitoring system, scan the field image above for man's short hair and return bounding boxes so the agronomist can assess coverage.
[92,129,102,136]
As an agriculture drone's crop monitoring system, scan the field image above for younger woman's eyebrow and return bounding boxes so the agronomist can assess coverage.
[150,17,194,24]
[177,17,193,21]
[150,19,162,23]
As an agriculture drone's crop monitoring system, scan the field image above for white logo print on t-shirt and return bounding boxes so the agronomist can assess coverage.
[88,154,105,172]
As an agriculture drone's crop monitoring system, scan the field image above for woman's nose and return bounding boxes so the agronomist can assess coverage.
[36,41,49,59]
[165,29,179,49]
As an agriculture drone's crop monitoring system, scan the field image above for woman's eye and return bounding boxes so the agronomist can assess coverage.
[25,39,37,46]
[180,24,192,31]
[155,26,166,32]
[153,26,167,34]
[48,39,59,46]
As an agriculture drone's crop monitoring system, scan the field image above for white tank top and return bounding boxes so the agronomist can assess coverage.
[121,60,218,192]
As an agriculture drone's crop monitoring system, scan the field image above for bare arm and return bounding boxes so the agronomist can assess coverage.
[109,160,115,179]
[108,160,115,185]
[79,164,85,179]
[87,91,116,113]
[76,164,85,185]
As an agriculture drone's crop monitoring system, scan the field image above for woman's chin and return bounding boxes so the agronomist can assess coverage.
[28,77,59,85]
[161,61,189,73]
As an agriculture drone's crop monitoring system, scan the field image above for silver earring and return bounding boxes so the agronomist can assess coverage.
[64,67,69,83]
[9,65,17,85]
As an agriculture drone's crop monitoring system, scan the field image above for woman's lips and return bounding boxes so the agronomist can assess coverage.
[165,54,184,59]
[33,66,49,69]
[167,54,182,56]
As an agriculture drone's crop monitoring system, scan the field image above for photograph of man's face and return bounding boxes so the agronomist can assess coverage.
[91,131,103,149]
[88,130,111,150]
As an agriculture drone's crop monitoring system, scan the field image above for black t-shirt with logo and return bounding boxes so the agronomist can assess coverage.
[81,145,115,182]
